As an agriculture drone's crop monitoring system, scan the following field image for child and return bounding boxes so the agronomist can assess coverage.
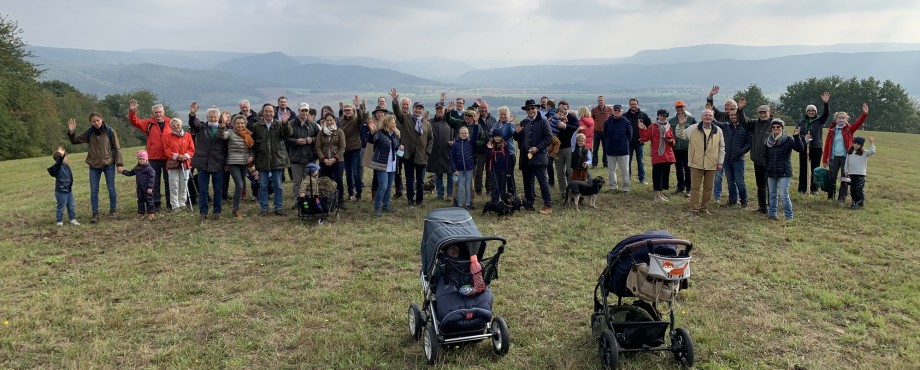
[546,109,564,159]
[486,130,511,203]
[47,147,80,226]
[450,127,475,210]
[570,133,592,182]
[844,136,876,209]
[121,150,157,220]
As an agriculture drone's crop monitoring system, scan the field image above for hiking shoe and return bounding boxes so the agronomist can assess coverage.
[109,210,118,219]
[135,214,143,220]
[539,206,553,215]
[90,213,99,224]
[233,210,242,218]
[374,209,382,218]
[393,192,403,199]
[274,209,284,216]
[146,214,156,220]
[211,213,221,220]
[70,219,81,226]
[260,210,269,216]
[56,221,63,226]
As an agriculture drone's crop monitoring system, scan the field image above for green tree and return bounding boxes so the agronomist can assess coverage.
[0,14,49,160]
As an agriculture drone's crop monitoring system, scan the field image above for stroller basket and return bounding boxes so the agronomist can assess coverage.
[439,254,501,293]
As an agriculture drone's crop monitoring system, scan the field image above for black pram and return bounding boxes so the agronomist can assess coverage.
[408,207,511,365]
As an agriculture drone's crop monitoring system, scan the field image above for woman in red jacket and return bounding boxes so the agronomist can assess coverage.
[822,103,868,203]
[163,118,196,211]
[640,109,676,202]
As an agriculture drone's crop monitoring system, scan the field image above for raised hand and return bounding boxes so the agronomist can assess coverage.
[862,103,869,114]
[509,114,516,122]
[793,126,801,135]
[368,119,378,132]
[709,85,720,97]
[440,92,447,101]
[476,98,484,107]
[738,96,746,109]
[129,99,138,111]
[353,95,360,107]
[339,101,344,110]
[67,118,77,132]
[821,91,831,103]
[190,101,199,114]
[389,88,398,100]
[448,101,456,111]
[868,135,876,143]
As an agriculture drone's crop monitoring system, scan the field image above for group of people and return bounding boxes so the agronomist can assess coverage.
[51,87,877,225]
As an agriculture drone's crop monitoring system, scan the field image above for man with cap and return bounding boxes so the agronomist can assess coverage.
[514,99,554,215]
[678,109,725,214]
[287,102,320,207]
[736,99,775,214]
[795,92,830,195]
[427,101,454,201]
[603,104,633,193]
[389,88,434,206]
[591,96,613,168]
[669,100,695,197]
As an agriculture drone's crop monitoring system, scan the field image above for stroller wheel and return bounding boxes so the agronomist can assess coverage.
[598,329,619,370]
[408,304,425,341]
[423,323,439,364]
[672,327,695,368]
[490,316,510,356]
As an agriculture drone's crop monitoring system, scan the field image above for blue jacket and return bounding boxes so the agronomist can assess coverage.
[367,130,400,172]
[762,134,804,178]
[47,155,73,193]
[513,114,553,167]
[123,164,156,193]
[450,138,475,172]
[717,121,753,162]
[488,142,512,173]
[603,116,633,156]
[492,122,516,156]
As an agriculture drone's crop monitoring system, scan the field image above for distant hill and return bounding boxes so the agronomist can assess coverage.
[274,63,442,91]
[213,52,303,80]
[459,51,920,92]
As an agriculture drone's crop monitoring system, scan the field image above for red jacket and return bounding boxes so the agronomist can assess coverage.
[128,110,172,160]
[640,123,676,164]
[163,130,196,168]
[579,117,595,150]
[822,113,867,164]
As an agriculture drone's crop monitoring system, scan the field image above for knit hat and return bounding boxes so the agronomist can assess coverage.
[656,109,669,117]
[853,136,866,145]
[137,150,149,160]
[805,104,817,113]
[305,163,320,174]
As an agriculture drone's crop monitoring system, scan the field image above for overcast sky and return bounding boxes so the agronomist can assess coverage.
[5,0,920,62]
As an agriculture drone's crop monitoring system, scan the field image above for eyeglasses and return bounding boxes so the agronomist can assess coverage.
[771,125,783,129]
[613,108,622,111]
[524,107,536,111]
[299,109,309,112]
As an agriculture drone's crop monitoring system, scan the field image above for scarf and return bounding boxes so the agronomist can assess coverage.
[236,127,254,148]
[765,130,788,148]
[323,123,338,136]
[207,121,218,137]
[413,116,422,134]
[656,121,671,156]
[172,128,185,137]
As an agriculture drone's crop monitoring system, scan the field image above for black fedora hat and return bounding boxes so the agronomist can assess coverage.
[521,99,541,110]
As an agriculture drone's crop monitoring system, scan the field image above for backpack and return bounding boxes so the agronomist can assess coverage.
[84,125,117,158]
[814,166,831,192]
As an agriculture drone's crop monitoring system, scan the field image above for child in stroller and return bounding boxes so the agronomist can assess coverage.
[408,207,511,365]
[297,163,339,224]
[591,230,695,369]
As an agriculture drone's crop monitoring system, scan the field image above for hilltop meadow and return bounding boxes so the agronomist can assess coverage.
[1,130,919,369]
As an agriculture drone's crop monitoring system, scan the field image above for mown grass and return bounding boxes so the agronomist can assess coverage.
[2,130,919,369]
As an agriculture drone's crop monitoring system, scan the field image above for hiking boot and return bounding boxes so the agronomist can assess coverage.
[90,213,99,224]
[768,215,779,221]
[200,215,208,221]
[109,210,118,219]
[135,213,144,220]
[374,209,382,218]
[146,214,156,220]
[211,213,221,220]
[56,221,63,227]
[233,210,242,218]
[260,210,269,216]
[539,206,553,215]
[393,192,403,199]
[70,219,81,226]
[274,209,285,216]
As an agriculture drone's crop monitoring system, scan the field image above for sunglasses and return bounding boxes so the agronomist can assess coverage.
[524,107,536,111]
[771,125,783,129]
[613,108,622,111]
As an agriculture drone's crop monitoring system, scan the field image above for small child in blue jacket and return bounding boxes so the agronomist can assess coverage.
[121,150,157,220]
[47,147,79,226]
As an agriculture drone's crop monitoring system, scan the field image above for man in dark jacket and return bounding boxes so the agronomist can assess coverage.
[795,92,830,194]
[188,103,229,219]
[603,105,633,192]
[717,111,753,208]
[514,99,554,215]
[251,104,293,215]
[473,100,496,196]
[737,101,774,214]
[287,102,319,207]
[553,100,580,192]
[390,88,434,207]
[623,98,651,184]
[339,97,367,202]
[427,102,453,201]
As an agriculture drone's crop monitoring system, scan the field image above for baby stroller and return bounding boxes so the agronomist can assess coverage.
[408,207,511,365]
[297,170,339,225]
[591,230,695,369]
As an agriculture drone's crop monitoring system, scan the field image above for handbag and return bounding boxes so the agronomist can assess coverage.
[166,159,182,170]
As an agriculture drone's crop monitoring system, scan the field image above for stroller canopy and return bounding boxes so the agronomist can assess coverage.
[606,230,682,297]
[421,208,506,274]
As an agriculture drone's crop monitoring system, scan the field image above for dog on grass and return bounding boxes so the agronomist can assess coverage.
[504,193,523,214]
[565,176,605,211]
[482,193,521,218]
[423,175,435,193]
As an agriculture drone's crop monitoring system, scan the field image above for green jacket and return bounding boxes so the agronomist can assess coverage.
[251,119,292,171]
[668,115,697,151]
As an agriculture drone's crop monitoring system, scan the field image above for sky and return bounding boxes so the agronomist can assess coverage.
[5,0,920,63]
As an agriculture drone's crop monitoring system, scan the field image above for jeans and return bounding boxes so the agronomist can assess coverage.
[88,164,117,214]
[798,147,823,193]
[320,162,344,203]
[606,155,631,191]
[724,160,748,205]
[55,191,76,222]
[689,168,715,212]
[374,170,396,210]
[198,170,224,215]
[403,157,426,204]
[849,174,866,207]
[554,149,572,192]
[713,168,724,200]
[148,159,168,210]
[673,150,690,191]
[259,168,284,212]
[344,149,363,199]
[434,172,454,198]
[522,165,552,208]
[592,134,607,167]
[457,170,473,207]
[228,165,246,211]
[767,176,793,219]
[167,168,190,209]
[629,143,645,182]
[827,156,848,201]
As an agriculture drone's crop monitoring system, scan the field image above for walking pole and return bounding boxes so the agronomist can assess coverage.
[182,163,192,211]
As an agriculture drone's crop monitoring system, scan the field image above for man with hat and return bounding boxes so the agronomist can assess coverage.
[603,104,633,193]
[669,100,695,197]
[389,88,434,206]
[427,101,453,201]
[514,99,554,215]
[287,102,320,207]
[736,100,775,214]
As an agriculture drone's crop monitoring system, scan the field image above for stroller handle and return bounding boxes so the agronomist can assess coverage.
[622,238,693,256]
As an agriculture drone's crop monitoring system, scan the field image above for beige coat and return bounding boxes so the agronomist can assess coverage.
[680,123,725,170]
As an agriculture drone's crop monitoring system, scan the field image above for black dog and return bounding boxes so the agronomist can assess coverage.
[482,200,512,218]
[503,193,523,214]
[565,176,605,211]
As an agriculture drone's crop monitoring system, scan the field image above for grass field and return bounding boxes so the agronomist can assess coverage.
[2,130,919,369]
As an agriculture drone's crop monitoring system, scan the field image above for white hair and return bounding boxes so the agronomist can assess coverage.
[151,103,164,112]
[723,99,737,109]
[206,107,220,116]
